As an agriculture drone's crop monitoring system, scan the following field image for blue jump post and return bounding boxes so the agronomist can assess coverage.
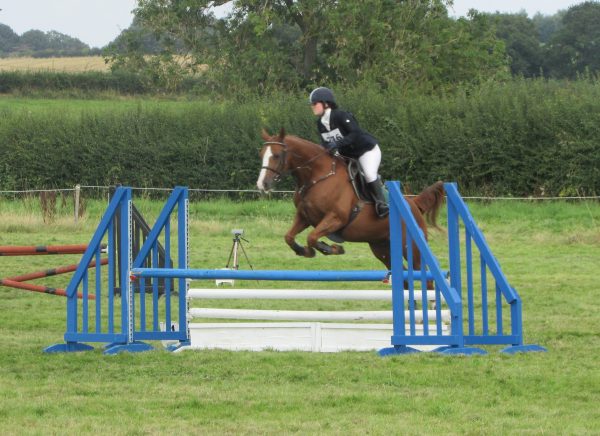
[44,186,189,354]
[378,181,546,356]
[443,183,546,354]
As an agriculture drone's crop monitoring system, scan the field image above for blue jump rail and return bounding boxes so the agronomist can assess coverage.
[130,268,436,282]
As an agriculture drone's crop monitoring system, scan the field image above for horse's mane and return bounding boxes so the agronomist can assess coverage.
[284,134,328,155]
[282,134,352,174]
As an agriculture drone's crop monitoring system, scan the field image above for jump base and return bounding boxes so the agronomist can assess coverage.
[170,322,445,353]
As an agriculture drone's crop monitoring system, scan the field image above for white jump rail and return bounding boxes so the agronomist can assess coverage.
[188,288,441,301]
[188,308,450,322]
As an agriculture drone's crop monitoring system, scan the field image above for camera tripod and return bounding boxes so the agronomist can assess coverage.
[217,229,255,286]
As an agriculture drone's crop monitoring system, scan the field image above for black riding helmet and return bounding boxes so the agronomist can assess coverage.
[309,87,337,109]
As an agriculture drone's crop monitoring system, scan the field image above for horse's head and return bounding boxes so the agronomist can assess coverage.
[257,127,288,193]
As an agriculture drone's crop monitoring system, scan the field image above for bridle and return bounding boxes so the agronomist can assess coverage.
[261,140,338,195]
[261,141,289,182]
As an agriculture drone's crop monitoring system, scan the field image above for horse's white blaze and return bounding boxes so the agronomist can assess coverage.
[257,146,273,191]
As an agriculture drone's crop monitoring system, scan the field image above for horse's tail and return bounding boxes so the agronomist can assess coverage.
[413,181,445,231]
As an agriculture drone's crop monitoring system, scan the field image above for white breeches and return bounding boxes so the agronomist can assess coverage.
[358,145,382,183]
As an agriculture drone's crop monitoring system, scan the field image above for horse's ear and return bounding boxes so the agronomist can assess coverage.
[278,127,286,140]
[261,128,271,141]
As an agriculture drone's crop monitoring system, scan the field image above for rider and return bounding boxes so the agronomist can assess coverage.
[309,86,388,217]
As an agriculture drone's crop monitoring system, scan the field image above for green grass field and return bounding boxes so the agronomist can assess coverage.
[0,196,599,434]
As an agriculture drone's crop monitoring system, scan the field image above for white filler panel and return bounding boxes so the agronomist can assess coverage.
[176,322,447,353]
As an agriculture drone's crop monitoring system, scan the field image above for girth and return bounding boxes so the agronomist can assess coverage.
[326,201,365,244]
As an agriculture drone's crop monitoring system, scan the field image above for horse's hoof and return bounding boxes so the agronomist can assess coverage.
[291,243,306,256]
[333,244,345,255]
[305,247,316,258]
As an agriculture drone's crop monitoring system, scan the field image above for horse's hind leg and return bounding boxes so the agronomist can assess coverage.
[285,212,315,257]
[403,244,434,290]
[368,241,391,270]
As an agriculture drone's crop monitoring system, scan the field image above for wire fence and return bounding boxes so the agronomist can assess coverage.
[0,185,599,201]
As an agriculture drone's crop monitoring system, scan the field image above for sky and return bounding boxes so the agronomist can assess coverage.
[0,0,587,49]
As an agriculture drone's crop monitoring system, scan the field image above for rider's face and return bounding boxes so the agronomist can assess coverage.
[311,102,325,116]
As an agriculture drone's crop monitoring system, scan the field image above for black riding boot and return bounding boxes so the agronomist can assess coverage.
[368,179,389,218]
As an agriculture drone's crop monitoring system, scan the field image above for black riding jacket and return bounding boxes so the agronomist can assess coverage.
[317,109,378,159]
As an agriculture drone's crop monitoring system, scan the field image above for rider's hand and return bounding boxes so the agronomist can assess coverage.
[324,141,339,154]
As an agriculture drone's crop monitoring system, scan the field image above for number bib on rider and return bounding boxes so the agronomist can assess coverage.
[321,128,343,143]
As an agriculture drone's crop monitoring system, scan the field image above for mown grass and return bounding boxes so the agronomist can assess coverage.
[0,197,599,434]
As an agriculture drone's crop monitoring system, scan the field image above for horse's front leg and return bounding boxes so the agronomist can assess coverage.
[285,212,315,257]
[307,213,346,256]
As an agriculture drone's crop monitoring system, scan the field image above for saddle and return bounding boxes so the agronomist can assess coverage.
[345,159,368,201]
[345,158,388,204]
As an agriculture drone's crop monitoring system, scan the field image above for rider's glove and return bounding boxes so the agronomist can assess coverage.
[324,141,339,154]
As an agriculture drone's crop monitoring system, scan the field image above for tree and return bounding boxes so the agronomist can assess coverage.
[120,0,328,87]
[0,23,19,54]
[19,29,48,51]
[106,16,165,54]
[109,0,509,94]
[419,10,509,87]
[45,31,88,51]
[545,1,600,78]
[531,11,565,44]
[235,0,328,82]
[487,12,544,77]
[323,4,508,89]
[15,29,89,56]
[105,3,221,92]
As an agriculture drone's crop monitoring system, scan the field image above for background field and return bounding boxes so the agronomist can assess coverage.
[0,56,109,72]
[0,196,598,434]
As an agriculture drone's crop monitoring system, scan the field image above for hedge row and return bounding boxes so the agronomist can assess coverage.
[0,71,149,94]
[0,71,205,95]
[1,79,599,196]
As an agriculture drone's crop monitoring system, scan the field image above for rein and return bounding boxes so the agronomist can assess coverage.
[262,140,338,196]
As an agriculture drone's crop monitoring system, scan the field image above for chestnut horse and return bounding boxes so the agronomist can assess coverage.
[257,128,444,272]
